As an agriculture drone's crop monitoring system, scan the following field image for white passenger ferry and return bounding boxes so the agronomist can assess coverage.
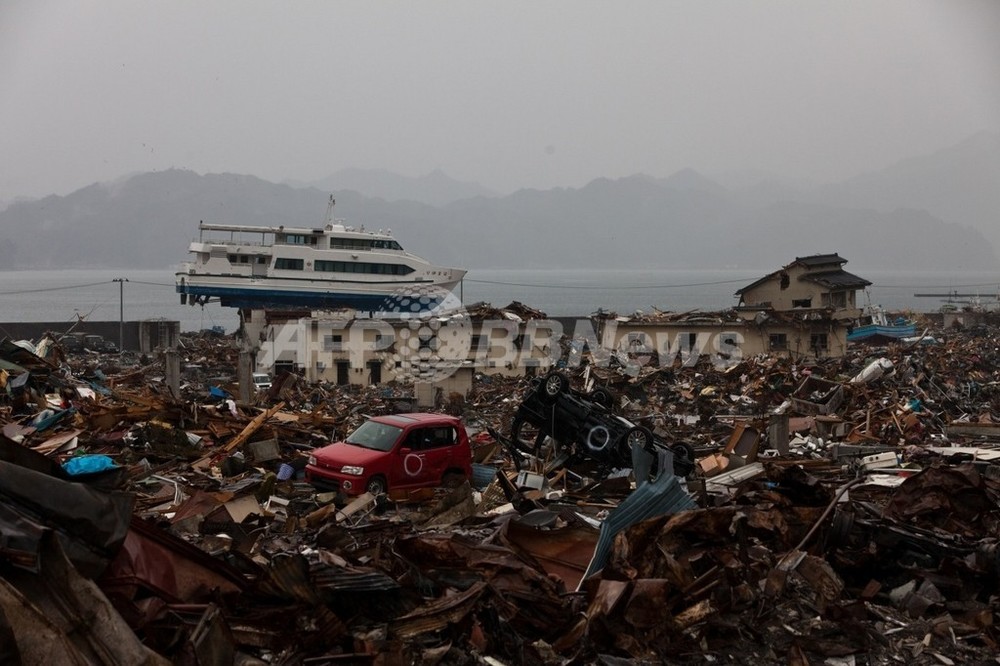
[176,198,466,312]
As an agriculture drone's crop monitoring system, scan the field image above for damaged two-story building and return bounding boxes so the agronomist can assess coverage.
[734,253,871,357]
[600,253,872,363]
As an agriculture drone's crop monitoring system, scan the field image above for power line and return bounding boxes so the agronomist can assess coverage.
[466,277,1000,292]
[0,278,178,296]
[871,282,1000,290]
[0,280,113,295]
[464,277,758,290]
[128,280,175,287]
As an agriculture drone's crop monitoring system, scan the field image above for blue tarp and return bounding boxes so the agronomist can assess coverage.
[209,386,231,400]
[62,454,117,476]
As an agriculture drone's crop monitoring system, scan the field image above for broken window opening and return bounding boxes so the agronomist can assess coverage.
[323,334,343,352]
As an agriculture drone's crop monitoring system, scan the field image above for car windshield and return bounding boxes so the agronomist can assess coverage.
[345,421,403,452]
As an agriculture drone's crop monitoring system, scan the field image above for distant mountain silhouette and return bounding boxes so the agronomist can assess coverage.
[814,130,1000,250]
[286,167,499,206]
[1,133,997,272]
[660,168,729,195]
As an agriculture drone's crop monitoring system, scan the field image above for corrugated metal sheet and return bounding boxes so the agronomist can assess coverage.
[579,449,696,588]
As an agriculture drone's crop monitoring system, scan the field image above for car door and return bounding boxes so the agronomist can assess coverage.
[420,425,458,484]
[391,427,435,489]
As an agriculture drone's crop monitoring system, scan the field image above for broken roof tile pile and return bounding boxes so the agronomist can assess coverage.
[1,314,1000,663]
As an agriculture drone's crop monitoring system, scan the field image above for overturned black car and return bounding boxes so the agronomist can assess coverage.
[510,371,695,479]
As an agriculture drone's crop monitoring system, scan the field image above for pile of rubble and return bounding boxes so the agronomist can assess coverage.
[1,319,1000,664]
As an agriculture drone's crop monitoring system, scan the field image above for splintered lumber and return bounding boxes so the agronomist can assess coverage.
[222,401,286,453]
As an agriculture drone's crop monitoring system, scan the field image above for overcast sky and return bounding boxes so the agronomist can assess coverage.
[2,1,998,202]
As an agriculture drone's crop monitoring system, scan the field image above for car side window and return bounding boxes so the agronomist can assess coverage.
[427,426,456,448]
[405,426,456,450]
[404,429,427,451]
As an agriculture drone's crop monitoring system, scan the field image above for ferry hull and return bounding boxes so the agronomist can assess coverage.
[176,275,463,312]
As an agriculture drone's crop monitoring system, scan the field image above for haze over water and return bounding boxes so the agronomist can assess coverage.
[1,268,997,335]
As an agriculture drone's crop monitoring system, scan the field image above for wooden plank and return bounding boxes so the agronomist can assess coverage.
[222,401,286,453]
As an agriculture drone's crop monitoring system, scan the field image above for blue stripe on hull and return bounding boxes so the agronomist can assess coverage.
[847,324,917,342]
[177,284,444,311]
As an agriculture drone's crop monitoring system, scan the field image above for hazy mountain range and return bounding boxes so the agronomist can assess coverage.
[285,167,500,206]
[1,132,997,272]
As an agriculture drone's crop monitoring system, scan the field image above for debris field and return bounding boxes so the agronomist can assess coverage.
[2,315,1000,665]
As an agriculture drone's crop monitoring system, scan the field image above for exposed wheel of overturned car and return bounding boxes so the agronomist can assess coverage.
[540,371,569,403]
[625,426,654,451]
[672,441,696,466]
[646,441,697,480]
[590,387,614,410]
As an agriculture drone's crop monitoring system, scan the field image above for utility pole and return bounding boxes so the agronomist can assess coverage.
[113,277,128,352]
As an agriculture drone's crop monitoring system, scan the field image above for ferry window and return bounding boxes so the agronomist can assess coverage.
[313,260,412,275]
[282,234,315,245]
[275,258,304,270]
[330,238,372,251]
[228,254,238,263]
[257,256,269,264]
[368,239,403,251]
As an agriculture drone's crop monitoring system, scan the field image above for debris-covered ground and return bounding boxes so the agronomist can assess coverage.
[2,316,1000,665]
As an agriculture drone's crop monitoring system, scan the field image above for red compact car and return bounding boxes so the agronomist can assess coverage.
[305,413,473,496]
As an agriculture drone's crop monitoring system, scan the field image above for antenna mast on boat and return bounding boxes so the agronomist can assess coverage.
[324,195,336,226]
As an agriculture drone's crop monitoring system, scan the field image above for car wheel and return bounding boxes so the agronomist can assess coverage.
[625,426,654,451]
[365,476,387,495]
[540,371,569,403]
[510,415,547,454]
[590,387,614,410]
[669,442,697,478]
[671,441,696,463]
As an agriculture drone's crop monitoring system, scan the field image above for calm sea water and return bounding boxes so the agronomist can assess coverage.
[1,267,998,334]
